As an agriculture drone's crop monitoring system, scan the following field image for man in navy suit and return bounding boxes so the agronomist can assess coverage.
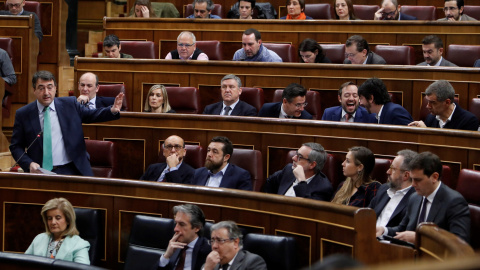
[140,135,195,184]
[158,204,211,270]
[265,142,333,201]
[376,152,470,243]
[0,0,43,41]
[369,149,417,228]
[76,72,117,109]
[258,83,312,119]
[409,80,479,131]
[9,70,124,176]
[203,74,257,116]
[374,0,417,20]
[322,81,376,123]
[358,77,413,125]
[192,136,252,191]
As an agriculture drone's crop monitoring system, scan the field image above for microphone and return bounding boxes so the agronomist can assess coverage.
[10,131,43,172]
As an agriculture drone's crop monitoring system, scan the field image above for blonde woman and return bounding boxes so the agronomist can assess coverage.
[25,198,90,264]
[332,146,381,207]
[144,85,175,113]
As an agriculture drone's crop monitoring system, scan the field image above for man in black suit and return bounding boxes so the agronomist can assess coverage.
[265,142,333,201]
[158,204,211,270]
[192,136,252,191]
[258,83,312,119]
[376,152,470,243]
[140,135,194,184]
[203,74,257,116]
[76,72,116,109]
[374,0,417,20]
[409,80,479,131]
[369,149,417,228]
[343,35,386,65]
[204,221,266,270]
[0,0,43,41]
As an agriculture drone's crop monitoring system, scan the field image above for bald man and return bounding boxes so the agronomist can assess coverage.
[76,72,115,109]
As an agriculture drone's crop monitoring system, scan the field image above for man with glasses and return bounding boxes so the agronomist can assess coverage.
[140,135,195,183]
[265,143,333,201]
[157,204,211,270]
[186,0,221,18]
[343,35,386,65]
[369,150,417,228]
[417,35,457,67]
[438,0,477,21]
[204,221,266,270]
[165,31,209,60]
[258,83,312,119]
[0,0,43,41]
[374,0,416,20]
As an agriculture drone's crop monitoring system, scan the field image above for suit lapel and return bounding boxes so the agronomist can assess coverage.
[278,167,295,195]
[219,165,233,188]
[28,102,43,146]
[230,250,245,270]
[155,163,168,180]
[389,187,414,221]
[198,169,210,186]
[427,184,445,222]
[231,101,241,116]
[169,248,181,267]
[374,192,391,216]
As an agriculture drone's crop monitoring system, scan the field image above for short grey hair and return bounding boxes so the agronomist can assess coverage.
[302,142,327,173]
[173,204,206,236]
[193,0,215,11]
[425,80,455,102]
[177,31,196,44]
[221,74,242,88]
[397,149,418,171]
[211,221,243,247]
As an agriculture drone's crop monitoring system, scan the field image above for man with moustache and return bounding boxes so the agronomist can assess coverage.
[321,81,376,123]
[438,0,476,21]
[157,204,211,270]
[203,221,266,270]
[140,135,194,184]
[369,150,417,228]
[265,143,333,201]
[417,35,457,67]
[76,72,116,109]
[192,136,252,191]
[258,83,312,119]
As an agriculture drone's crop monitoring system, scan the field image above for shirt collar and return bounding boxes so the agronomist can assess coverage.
[341,109,356,119]
[429,56,443,67]
[187,236,199,249]
[426,181,442,203]
[89,96,97,105]
[435,103,456,127]
[376,105,385,122]
[280,103,291,118]
[209,163,229,176]
[222,99,240,112]
[37,100,56,113]
[387,185,412,198]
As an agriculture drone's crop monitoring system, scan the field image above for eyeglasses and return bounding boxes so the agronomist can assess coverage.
[345,52,359,58]
[389,165,405,173]
[293,102,308,108]
[208,238,234,245]
[382,8,397,17]
[295,151,311,162]
[6,1,24,8]
[164,144,184,151]
[443,6,458,11]
[177,43,195,48]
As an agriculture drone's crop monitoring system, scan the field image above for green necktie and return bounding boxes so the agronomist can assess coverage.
[42,106,53,170]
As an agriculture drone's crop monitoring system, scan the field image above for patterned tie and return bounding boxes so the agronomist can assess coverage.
[42,106,53,170]
[418,197,428,224]
[223,106,232,115]
[345,114,351,122]
[175,246,188,270]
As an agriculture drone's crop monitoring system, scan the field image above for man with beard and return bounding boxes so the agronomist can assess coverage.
[438,0,477,21]
[192,136,252,190]
[264,143,333,201]
[186,0,221,18]
[258,83,312,119]
[157,204,211,270]
[321,81,376,123]
[374,0,417,20]
[369,150,417,228]
[233,28,282,62]
[417,35,457,67]
[358,77,413,125]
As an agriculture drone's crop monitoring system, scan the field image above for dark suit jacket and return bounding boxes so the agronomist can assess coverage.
[212,250,266,270]
[321,106,376,123]
[474,59,480,67]
[343,52,386,64]
[203,100,257,116]
[368,184,415,227]
[417,58,458,67]
[9,97,120,176]
[159,237,210,270]
[258,102,313,119]
[264,164,333,201]
[140,162,194,184]
[0,10,43,41]
[378,102,413,125]
[193,164,253,191]
[387,183,470,243]
[95,96,115,108]
[398,12,417,20]
[424,104,479,131]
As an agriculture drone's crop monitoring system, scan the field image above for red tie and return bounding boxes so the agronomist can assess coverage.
[345,114,351,122]
[175,246,188,270]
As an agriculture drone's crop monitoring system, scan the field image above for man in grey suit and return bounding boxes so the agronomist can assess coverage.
[0,0,43,41]
[343,35,386,65]
[438,0,477,21]
[204,221,266,270]
[417,35,457,67]
[376,152,470,243]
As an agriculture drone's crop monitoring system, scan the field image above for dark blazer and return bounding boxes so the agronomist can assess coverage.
[193,164,253,191]
[264,163,333,201]
[474,59,480,67]
[95,96,115,108]
[203,100,257,116]
[378,102,413,125]
[386,183,470,243]
[159,237,210,270]
[424,104,479,131]
[344,52,386,64]
[140,162,194,184]
[9,97,120,176]
[321,106,376,123]
[258,102,313,119]
[212,250,266,270]
[417,58,458,67]
[368,184,415,227]
[398,12,417,20]
[0,10,43,41]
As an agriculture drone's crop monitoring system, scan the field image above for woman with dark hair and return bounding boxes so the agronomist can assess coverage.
[334,0,357,20]
[331,146,381,207]
[280,0,312,19]
[298,38,331,63]
[131,0,157,18]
